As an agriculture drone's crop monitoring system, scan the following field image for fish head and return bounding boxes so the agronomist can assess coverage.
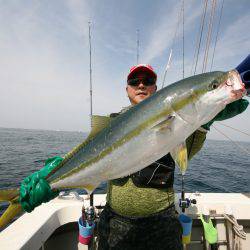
[194,70,246,125]
[216,70,246,103]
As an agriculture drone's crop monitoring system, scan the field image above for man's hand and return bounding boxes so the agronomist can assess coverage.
[202,99,249,130]
[19,156,63,212]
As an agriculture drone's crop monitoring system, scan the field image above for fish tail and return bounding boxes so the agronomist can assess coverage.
[0,189,22,229]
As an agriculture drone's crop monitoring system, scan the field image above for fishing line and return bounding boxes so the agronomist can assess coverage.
[202,0,217,73]
[182,0,185,79]
[146,162,164,184]
[210,0,224,71]
[217,122,250,137]
[212,125,250,155]
[190,2,203,75]
[193,0,208,75]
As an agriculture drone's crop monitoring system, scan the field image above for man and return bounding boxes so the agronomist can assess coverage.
[126,64,158,104]
[20,64,248,249]
[95,64,248,250]
[96,64,207,250]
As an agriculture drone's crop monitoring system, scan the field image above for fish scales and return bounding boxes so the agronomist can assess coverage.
[48,71,242,190]
[47,75,204,187]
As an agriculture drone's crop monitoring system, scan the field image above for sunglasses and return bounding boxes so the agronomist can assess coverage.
[127,77,156,86]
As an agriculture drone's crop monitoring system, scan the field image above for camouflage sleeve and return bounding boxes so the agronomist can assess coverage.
[186,129,207,160]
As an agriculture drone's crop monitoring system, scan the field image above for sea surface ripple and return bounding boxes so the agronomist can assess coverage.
[0,127,249,194]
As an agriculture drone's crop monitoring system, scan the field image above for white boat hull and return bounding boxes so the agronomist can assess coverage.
[0,193,250,250]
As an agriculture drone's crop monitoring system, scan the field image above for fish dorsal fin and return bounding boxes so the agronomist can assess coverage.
[56,115,112,174]
[87,115,111,140]
[170,142,188,175]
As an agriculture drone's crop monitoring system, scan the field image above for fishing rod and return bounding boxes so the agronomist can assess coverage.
[178,167,196,214]
[77,21,96,248]
[174,143,196,246]
[136,29,140,64]
[161,0,183,88]
[88,21,94,208]
[88,22,93,128]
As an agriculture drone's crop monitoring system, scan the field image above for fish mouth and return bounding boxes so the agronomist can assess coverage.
[221,70,246,103]
[230,89,246,99]
[227,70,245,88]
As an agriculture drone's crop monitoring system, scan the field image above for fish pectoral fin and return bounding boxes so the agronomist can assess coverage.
[170,142,188,175]
[152,115,175,132]
[82,183,99,195]
[0,188,22,229]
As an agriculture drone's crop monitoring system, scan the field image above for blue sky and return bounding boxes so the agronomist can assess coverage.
[0,0,249,142]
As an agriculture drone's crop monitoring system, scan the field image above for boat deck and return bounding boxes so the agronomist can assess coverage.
[0,193,249,250]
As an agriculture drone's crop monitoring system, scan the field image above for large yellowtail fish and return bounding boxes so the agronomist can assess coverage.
[0,70,246,228]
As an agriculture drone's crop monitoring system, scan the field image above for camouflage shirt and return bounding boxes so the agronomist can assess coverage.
[106,107,207,216]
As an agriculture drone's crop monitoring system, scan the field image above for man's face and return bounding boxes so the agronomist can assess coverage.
[126,72,157,105]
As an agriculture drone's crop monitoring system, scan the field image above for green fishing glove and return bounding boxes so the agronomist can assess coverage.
[19,156,63,213]
[202,99,249,130]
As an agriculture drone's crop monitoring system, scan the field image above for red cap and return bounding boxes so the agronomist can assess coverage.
[127,64,157,81]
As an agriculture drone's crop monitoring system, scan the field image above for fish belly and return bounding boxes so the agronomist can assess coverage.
[51,112,199,191]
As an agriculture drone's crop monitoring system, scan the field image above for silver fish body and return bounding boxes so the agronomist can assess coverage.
[48,70,245,192]
[0,70,245,229]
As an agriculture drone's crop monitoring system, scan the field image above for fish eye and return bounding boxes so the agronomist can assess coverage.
[210,81,219,90]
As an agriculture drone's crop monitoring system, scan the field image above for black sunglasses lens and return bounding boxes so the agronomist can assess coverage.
[128,78,140,86]
[128,78,155,86]
[144,78,155,86]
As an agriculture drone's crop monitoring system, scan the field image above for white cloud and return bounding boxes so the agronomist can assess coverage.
[141,0,201,64]
[64,0,91,42]
[211,13,250,69]
[0,1,92,131]
[0,0,249,141]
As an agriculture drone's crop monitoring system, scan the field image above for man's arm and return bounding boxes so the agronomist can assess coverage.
[19,156,63,212]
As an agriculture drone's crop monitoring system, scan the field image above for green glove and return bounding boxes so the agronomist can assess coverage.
[19,156,63,212]
[202,99,249,130]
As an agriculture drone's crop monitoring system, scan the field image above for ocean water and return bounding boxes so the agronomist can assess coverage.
[0,127,249,194]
